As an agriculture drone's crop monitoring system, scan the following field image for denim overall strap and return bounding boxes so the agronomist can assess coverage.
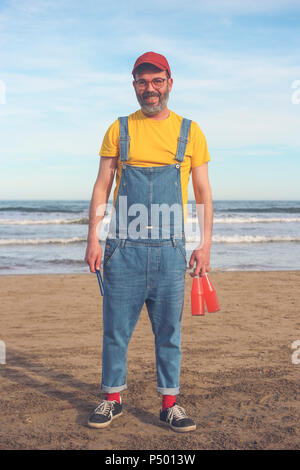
[175,118,192,162]
[118,116,130,162]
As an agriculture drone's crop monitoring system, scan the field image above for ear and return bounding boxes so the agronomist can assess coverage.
[168,77,173,92]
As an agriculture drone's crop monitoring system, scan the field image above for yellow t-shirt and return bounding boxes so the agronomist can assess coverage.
[99,109,210,221]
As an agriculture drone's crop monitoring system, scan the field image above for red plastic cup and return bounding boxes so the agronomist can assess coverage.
[191,276,205,316]
[202,273,220,313]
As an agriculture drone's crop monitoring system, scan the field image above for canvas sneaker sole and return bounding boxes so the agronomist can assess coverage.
[159,418,196,433]
[88,411,123,429]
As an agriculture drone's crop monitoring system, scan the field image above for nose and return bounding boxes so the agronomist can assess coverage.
[144,80,156,92]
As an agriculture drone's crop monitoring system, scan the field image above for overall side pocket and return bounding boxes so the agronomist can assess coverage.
[103,239,120,266]
[175,240,187,268]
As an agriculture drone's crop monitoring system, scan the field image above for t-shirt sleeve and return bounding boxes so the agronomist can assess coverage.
[99,119,120,157]
[190,121,211,168]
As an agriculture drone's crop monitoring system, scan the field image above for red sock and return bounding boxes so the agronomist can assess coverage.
[162,395,176,411]
[106,392,120,403]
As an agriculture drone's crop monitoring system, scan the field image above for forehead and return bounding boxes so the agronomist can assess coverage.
[135,69,167,80]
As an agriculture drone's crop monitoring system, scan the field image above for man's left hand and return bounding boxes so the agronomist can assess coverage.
[189,245,211,277]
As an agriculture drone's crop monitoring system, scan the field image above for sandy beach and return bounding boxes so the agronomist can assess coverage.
[0,271,299,450]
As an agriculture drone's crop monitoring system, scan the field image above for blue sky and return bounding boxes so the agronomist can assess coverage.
[0,0,300,200]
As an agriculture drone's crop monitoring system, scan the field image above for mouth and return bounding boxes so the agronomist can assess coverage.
[142,93,160,103]
[144,97,158,104]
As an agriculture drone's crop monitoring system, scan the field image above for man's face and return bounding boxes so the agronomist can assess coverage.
[133,70,173,116]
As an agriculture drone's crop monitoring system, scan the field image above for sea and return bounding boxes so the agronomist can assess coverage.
[0,200,299,275]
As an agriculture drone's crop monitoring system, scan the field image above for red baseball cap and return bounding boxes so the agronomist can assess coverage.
[132,51,171,78]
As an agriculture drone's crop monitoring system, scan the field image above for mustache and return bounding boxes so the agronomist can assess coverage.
[142,91,161,99]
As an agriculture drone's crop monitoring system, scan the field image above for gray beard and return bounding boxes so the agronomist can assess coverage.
[135,85,170,116]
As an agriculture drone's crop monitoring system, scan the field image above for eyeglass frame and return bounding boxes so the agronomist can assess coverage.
[134,77,168,90]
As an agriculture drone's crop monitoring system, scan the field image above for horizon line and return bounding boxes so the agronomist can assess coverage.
[0,199,299,202]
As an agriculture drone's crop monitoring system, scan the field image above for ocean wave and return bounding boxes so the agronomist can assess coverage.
[1,234,300,246]
[47,259,87,265]
[0,206,85,213]
[0,217,90,225]
[0,237,87,245]
[2,215,300,226]
[216,207,300,214]
[186,216,300,224]
[211,235,300,243]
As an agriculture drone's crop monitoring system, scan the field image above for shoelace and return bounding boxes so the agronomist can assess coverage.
[167,404,187,422]
[94,400,113,417]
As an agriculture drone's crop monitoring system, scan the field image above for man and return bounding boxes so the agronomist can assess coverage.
[84,52,213,433]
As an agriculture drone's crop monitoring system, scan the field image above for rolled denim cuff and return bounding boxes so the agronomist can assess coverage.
[157,386,180,395]
[101,383,128,393]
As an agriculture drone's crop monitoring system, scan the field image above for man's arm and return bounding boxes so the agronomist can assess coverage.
[84,156,117,272]
[189,162,213,276]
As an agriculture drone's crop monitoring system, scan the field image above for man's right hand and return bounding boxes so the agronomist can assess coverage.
[84,240,102,273]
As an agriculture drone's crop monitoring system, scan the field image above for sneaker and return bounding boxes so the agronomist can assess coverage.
[159,403,196,433]
[87,399,123,429]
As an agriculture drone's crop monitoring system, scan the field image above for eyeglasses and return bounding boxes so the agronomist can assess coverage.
[134,78,167,89]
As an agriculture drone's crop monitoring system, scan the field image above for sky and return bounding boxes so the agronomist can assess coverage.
[0,0,300,200]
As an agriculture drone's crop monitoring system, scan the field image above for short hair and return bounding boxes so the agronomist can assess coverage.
[134,62,170,80]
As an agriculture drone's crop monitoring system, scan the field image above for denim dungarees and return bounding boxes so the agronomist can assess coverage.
[101,116,192,395]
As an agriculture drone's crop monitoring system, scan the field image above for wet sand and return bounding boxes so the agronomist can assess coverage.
[0,271,299,450]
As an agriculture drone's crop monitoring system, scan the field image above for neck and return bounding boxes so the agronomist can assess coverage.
[142,106,170,121]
